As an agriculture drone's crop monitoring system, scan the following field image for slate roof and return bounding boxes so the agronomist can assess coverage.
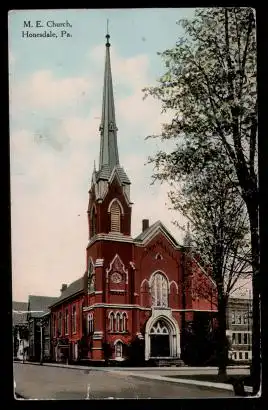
[27,295,58,318]
[13,301,28,326]
[49,276,84,308]
[96,164,131,184]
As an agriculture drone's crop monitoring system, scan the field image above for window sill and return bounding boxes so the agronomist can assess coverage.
[108,331,128,335]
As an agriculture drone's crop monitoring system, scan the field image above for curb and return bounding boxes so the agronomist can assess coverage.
[14,361,249,372]
[104,369,234,392]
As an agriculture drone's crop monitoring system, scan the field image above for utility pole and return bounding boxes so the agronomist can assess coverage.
[40,320,43,365]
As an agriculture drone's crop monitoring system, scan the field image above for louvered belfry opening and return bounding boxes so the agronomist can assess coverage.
[110,201,121,232]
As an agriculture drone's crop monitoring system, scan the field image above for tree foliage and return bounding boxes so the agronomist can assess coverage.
[142,7,257,377]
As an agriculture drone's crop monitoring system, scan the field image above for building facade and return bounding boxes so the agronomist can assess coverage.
[27,295,58,362]
[226,296,253,363]
[13,301,29,361]
[49,32,218,366]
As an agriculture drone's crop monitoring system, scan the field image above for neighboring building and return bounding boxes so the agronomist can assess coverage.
[226,295,253,363]
[50,281,85,363]
[27,295,58,362]
[41,311,53,362]
[49,32,218,366]
[13,301,29,361]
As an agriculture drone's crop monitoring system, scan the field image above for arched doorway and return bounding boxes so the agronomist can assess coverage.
[150,320,170,357]
[144,314,181,360]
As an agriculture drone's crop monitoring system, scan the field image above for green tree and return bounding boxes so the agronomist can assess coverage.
[143,7,258,383]
[176,159,251,375]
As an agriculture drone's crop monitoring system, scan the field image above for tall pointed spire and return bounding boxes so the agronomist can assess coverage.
[98,22,120,170]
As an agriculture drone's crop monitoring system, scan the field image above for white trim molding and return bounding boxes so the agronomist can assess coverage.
[169,280,179,294]
[95,258,104,267]
[83,303,150,312]
[110,289,125,293]
[87,234,133,247]
[144,309,181,361]
[106,254,129,285]
[83,304,218,313]
[108,198,124,215]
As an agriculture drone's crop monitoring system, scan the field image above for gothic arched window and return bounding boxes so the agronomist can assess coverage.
[88,313,94,334]
[115,312,121,332]
[151,272,169,307]
[109,312,115,332]
[115,341,123,359]
[122,312,127,332]
[110,201,121,232]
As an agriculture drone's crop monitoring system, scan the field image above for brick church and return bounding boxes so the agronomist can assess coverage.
[50,32,217,366]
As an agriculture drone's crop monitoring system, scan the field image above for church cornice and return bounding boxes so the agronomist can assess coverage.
[83,303,218,313]
[87,232,134,248]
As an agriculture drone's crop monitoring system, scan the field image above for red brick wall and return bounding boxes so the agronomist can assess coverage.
[51,294,84,343]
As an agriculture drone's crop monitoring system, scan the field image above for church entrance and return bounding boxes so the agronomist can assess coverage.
[149,320,171,357]
[144,313,181,361]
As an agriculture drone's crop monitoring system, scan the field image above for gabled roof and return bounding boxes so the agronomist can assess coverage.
[13,301,28,326]
[134,220,181,248]
[27,295,58,318]
[49,276,84,308]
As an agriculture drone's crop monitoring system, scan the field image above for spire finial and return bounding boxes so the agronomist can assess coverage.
[106,19,110,47]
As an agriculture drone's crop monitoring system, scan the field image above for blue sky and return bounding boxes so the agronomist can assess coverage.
[10,8,198,302]
[9,8,251,302]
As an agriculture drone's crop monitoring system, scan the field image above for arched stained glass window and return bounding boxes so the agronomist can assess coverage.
[151,273,169,307]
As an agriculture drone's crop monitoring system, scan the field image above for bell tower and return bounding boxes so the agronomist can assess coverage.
[85,28,134,362]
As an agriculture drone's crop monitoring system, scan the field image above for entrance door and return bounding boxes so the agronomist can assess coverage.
[150,334,170,357]
[149,320,170,358]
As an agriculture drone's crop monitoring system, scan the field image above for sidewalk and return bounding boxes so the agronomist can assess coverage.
[14,361,250,393]
[15,361,249,372]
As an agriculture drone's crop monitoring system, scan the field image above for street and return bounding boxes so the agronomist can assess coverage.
[13,363,235,399]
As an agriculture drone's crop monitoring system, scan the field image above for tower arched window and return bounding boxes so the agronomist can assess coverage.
[151,272,169,307]
[110,201,121,232]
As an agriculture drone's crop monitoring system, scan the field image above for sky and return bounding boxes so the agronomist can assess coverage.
[9,8,251,302]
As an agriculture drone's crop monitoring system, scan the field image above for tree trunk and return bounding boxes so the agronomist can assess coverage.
[247,203,260,395]
[217,294,228,379]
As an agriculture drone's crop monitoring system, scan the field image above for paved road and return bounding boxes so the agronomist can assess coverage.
[14,363,234,399]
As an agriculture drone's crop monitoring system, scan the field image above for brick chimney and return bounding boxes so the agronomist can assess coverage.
[60,283,67,293]
[142,219,149,232]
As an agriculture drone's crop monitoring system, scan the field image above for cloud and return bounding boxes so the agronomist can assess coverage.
[11,70,91,111]
[10,44,184,302]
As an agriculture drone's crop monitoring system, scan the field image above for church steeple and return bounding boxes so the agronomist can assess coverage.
[99,24,120,169]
